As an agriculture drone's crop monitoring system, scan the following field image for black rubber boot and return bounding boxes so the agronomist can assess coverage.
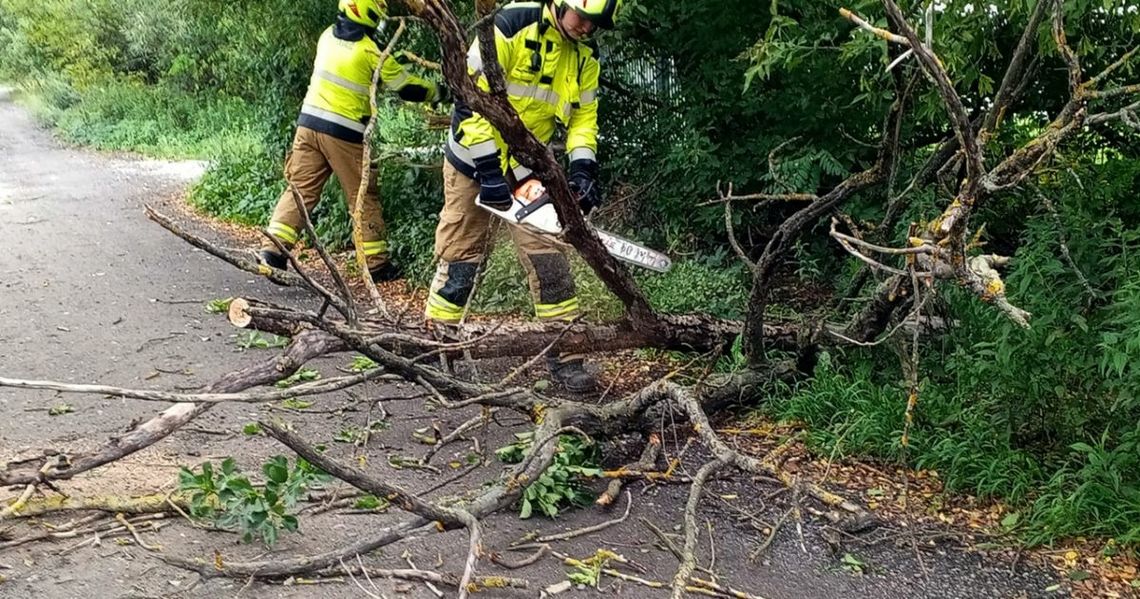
[547,356,597,394]
[258,250,290,286]
[258,250,289,270]
[369,262,404,283]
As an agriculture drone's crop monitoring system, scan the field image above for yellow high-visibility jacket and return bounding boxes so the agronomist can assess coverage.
[445,1,600,181]
[298,18,439,144]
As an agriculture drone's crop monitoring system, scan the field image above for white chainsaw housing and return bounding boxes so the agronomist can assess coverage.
[475,180,672,273]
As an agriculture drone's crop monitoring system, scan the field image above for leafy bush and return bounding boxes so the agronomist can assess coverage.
[770,153,1140,544]
[190,146,284,226]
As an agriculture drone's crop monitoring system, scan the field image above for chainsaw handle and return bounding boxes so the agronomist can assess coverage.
[512,192,553,223]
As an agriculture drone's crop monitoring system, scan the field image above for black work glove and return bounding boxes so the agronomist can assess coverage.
[474,152,512,210]
[568,159,601,215]
[430,82,451,108]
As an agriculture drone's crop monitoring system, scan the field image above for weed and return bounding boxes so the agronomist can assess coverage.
[839,552,867,575]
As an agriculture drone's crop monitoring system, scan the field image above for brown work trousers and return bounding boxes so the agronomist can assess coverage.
[262,127,389,268]
[426,161,578,323]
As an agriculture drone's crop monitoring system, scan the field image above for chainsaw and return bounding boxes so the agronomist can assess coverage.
[476,179,672,273]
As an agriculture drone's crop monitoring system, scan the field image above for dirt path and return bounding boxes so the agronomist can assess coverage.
[0,92,1062,598]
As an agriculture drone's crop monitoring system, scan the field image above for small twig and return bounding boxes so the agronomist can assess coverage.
[455,509,482,599]
[500,317,580,385]
[340,557,386,599]
[723,196,757,273]
[404,552,445,598]
[116,512,161,551]
[398,49,441,71]
[0,482,36,520]
[285,181,357,323]
[689,577,768,599]
[598,433,661,506]
[351,20,407,319]
[420,463,482,496]
[0,367,392,405]
[1035,188,1096,298]
[355,554,381,596]
[491,544,549,569]
[749,507,792,561]
[422,410,495,464]
[706,519,716,582]
[671,460,726,599]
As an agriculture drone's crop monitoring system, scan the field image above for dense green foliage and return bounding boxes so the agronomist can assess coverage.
[4,0,1140,548]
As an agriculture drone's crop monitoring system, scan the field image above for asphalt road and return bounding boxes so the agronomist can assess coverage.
[0,90,1064,599]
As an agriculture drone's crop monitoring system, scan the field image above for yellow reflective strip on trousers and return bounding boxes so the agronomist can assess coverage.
[535,298,580,320]
[425,292,464,322]
[361,240,389,256]
[267,222,299,245]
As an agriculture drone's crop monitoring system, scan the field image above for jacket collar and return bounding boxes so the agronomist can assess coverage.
[333,14,374,41]
[542,4,569,43]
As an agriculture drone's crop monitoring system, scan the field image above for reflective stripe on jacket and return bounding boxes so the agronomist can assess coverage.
[298,21,436,144]
[445,1,600,180]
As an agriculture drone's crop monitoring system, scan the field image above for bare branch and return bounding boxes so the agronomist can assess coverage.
[351,19,407,318]
[1090,44,1140,89]
[839,8,910,45]
[1088,99,1140,125]
[670,459,726,599]
[261,230,351,322]
[1088,82,1140,100]
[286,181,358,325]
[980,0,1049,138]
[1051,0,1083,95]
[724,197,757,273]
[882,0,984,194]
[0,368,394,405]
[0,330,342,486]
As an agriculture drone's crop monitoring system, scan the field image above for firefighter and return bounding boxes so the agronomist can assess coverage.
[425,0,621,393]
[259,0,445,282]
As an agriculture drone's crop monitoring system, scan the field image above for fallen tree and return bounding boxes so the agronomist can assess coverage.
[2,0,1137,596]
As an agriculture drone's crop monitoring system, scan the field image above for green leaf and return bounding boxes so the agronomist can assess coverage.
[264,461,289,484]
[519,498,533,519]
[1000,512,1020,529]
[204,297,233,314]
[1068,570,1091,581]
[354,495,389,510]
[242,423,261,436]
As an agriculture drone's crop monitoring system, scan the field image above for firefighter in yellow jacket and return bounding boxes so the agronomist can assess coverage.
[259,0,444,282]
[426,0,620,393]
